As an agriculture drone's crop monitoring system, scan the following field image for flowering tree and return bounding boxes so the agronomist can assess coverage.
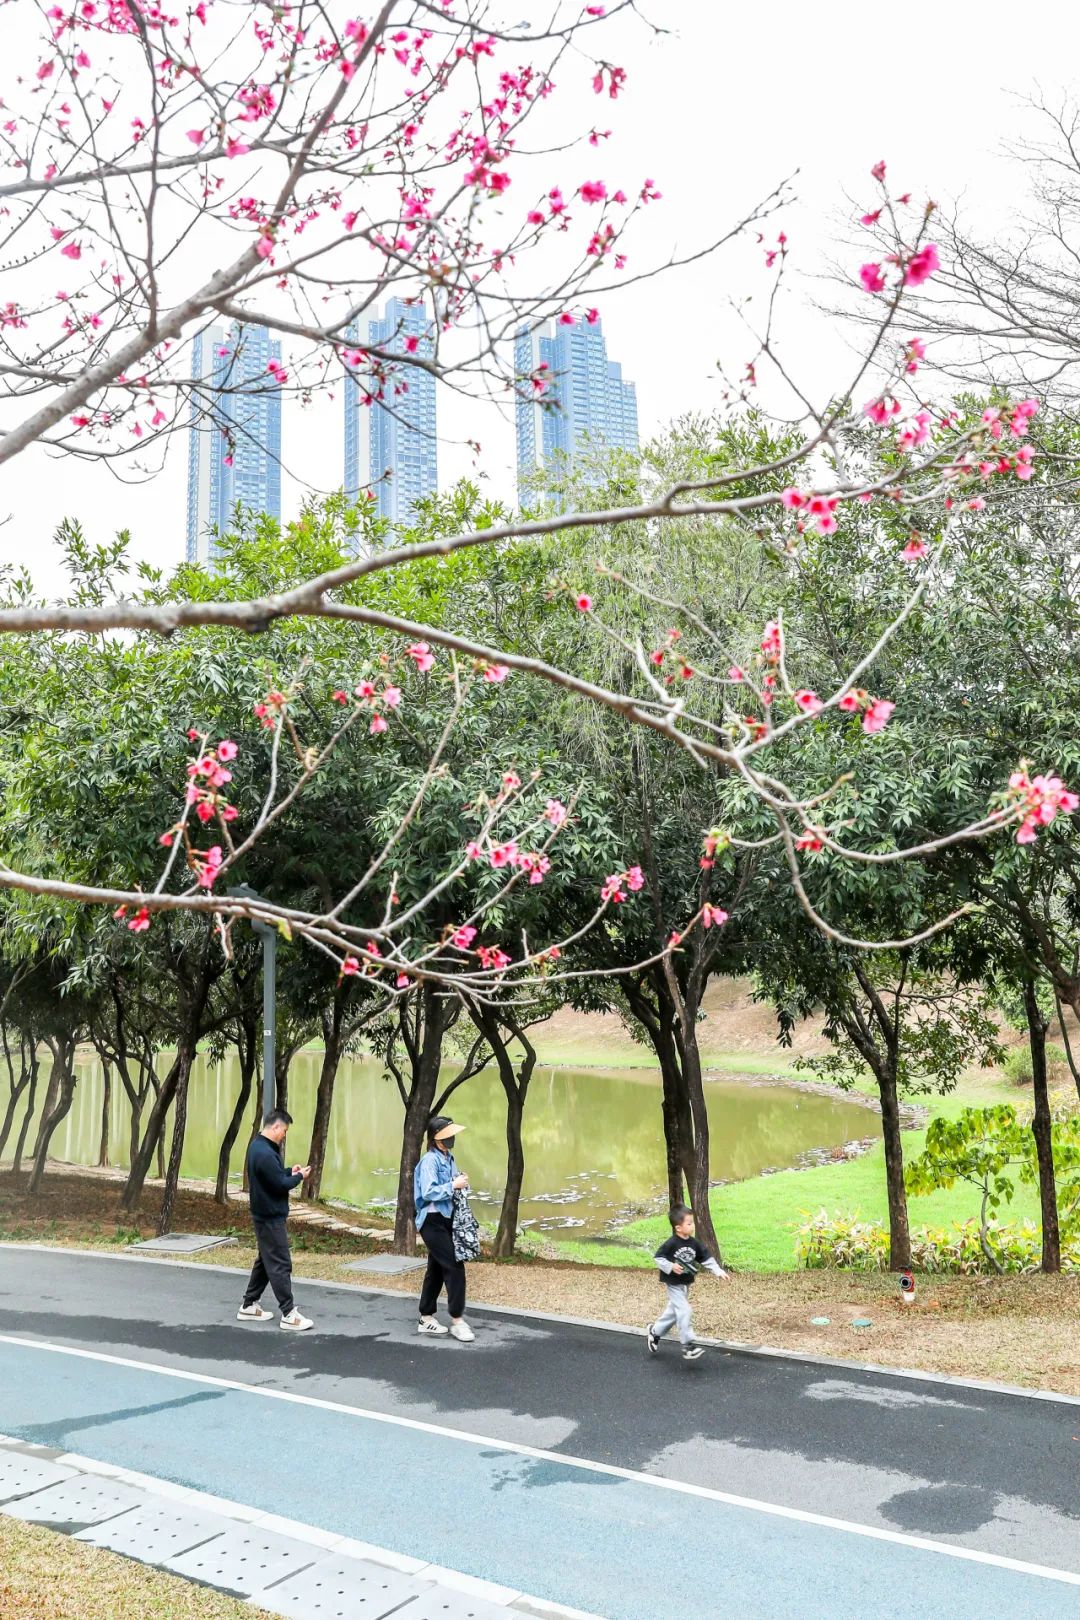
[0,1,1072,1014]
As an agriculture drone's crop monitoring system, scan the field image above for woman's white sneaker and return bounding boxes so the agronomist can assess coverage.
[449,1320,475,1342]
[236,1303,273,1322]
[417,1316,449,1336]
[279,1309,313,1332]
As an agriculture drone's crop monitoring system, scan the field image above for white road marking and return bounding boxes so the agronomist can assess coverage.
[0,1332,1077,1589]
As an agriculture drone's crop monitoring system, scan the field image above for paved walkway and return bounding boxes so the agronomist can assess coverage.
[1,1245,1078,1619]
[0,1432,569,1619]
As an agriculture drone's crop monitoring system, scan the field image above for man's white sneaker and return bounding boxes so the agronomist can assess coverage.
[236,1302,273,1322]
[417,1316,449,1336]
[279,1309,313,1332]
[449,1320,475,1342]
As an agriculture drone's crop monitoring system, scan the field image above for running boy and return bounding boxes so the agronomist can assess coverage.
[647,1204,727,1361]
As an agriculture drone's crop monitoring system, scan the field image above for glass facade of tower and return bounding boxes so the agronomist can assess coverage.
[185,323,282,563]
[344,298,437,524]
[515,315,638,499]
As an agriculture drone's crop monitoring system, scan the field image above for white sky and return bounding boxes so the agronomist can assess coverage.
[0,0,1065,596]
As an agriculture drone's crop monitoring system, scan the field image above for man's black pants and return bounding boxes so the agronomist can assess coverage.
[243,1216,294,1316]
[418,1211,466,1318]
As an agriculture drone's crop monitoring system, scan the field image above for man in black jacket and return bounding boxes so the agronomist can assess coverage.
[236,1108,313,1332]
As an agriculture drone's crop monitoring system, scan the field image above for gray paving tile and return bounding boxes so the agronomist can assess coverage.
[76,1498,230,1561]
[256,1554,422,1617]
[129,1232,237,1253]
[4,1475,143,1530]
[0,1452,76,1505]
[342,1255,427,1275]
[164,1524,319,1597]
[401,1593,517,1620]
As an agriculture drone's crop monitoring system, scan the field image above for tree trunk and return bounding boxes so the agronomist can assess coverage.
[215,1027,257,1205]
[304,1031,342,1203]
[392,985,449,1254]
[32,1058,60,1165]
[11,1049,39,1176]
[1024,976,1060,1273]
[470,1006,538,1259]
[877,1064,912,1270]
[678,987,721,1257]
[157,1047,196,1236]
[0,1069,30,1162]
[28,1038,77,1195]
[121,1054,181,1211]
[623,979,688,1209]
[494,1086,525,1257]
[97,1062,111,1168]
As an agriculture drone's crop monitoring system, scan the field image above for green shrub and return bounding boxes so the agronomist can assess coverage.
[1004,1043,1068,1085]
[795,1209,1080,1273]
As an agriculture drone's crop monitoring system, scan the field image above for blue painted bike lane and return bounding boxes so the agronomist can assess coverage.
[1,1338,1075,1620]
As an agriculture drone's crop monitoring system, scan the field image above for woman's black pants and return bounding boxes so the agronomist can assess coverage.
[418,1211,466,1318]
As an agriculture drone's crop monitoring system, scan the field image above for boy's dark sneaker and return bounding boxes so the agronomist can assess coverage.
[646,1325,660,1354]
[682,1344,705,1362]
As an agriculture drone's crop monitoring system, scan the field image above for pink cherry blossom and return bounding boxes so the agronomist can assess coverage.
[795,830,824,852]
[864,396,900,426]
[502,771,522,790]
[452,926,478,949]
[406,641,435,672]
[780,488,805,510]
[60,241,82,260]
[490,840,519,868]
[862,698,895,735]
[580,180,607,203]
[904,243,939,286]
[216,739,238,761]
[901,537,928,562]
[575,594,593,612]
[760,620,782,662]
[127,905,151,933]
[483,663,510,682]
[382,685,402,708]
[625,865,644,891]
[860,263,886,295]
[341,956,360,976]
[332,688,348,704]
[794,689,823,715]
[728,666,745,682]
[701,903,728,929]
[544,798,568,827]
[871,159,887,182]
[396,973,411,989]
[370,714,388,735]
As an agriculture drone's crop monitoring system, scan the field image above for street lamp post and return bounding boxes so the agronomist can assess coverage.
[228,884,277,1120]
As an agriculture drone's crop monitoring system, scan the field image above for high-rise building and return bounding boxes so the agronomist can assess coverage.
[515,314,638,498]
[344,298,437,524]
[186,323,282,562]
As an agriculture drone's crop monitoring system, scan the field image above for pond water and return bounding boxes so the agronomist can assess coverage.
[6,1050,870,1237]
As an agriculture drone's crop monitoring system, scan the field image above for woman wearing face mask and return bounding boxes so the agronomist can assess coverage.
[413,1114,475,1341]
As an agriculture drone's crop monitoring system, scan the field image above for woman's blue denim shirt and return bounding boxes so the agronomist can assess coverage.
[414,1147,456,1229]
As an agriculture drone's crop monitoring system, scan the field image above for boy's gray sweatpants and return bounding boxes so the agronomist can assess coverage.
[652,1284,694,1344]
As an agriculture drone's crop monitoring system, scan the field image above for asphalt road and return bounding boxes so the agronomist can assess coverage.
[1,1245,1078,1620]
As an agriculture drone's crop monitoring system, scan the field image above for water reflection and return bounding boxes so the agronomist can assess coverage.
[7,1050,868,1236]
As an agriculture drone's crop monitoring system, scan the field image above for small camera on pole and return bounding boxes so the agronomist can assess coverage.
[900,1268,915,1306]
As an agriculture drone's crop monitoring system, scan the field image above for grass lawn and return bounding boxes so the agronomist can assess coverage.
[553,1067,1054,1272]
[0,1517,275,1620]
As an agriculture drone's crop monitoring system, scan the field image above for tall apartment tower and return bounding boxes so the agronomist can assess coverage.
[186,323,282,563]
[344,298,437,524]
[515,314,639,499]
